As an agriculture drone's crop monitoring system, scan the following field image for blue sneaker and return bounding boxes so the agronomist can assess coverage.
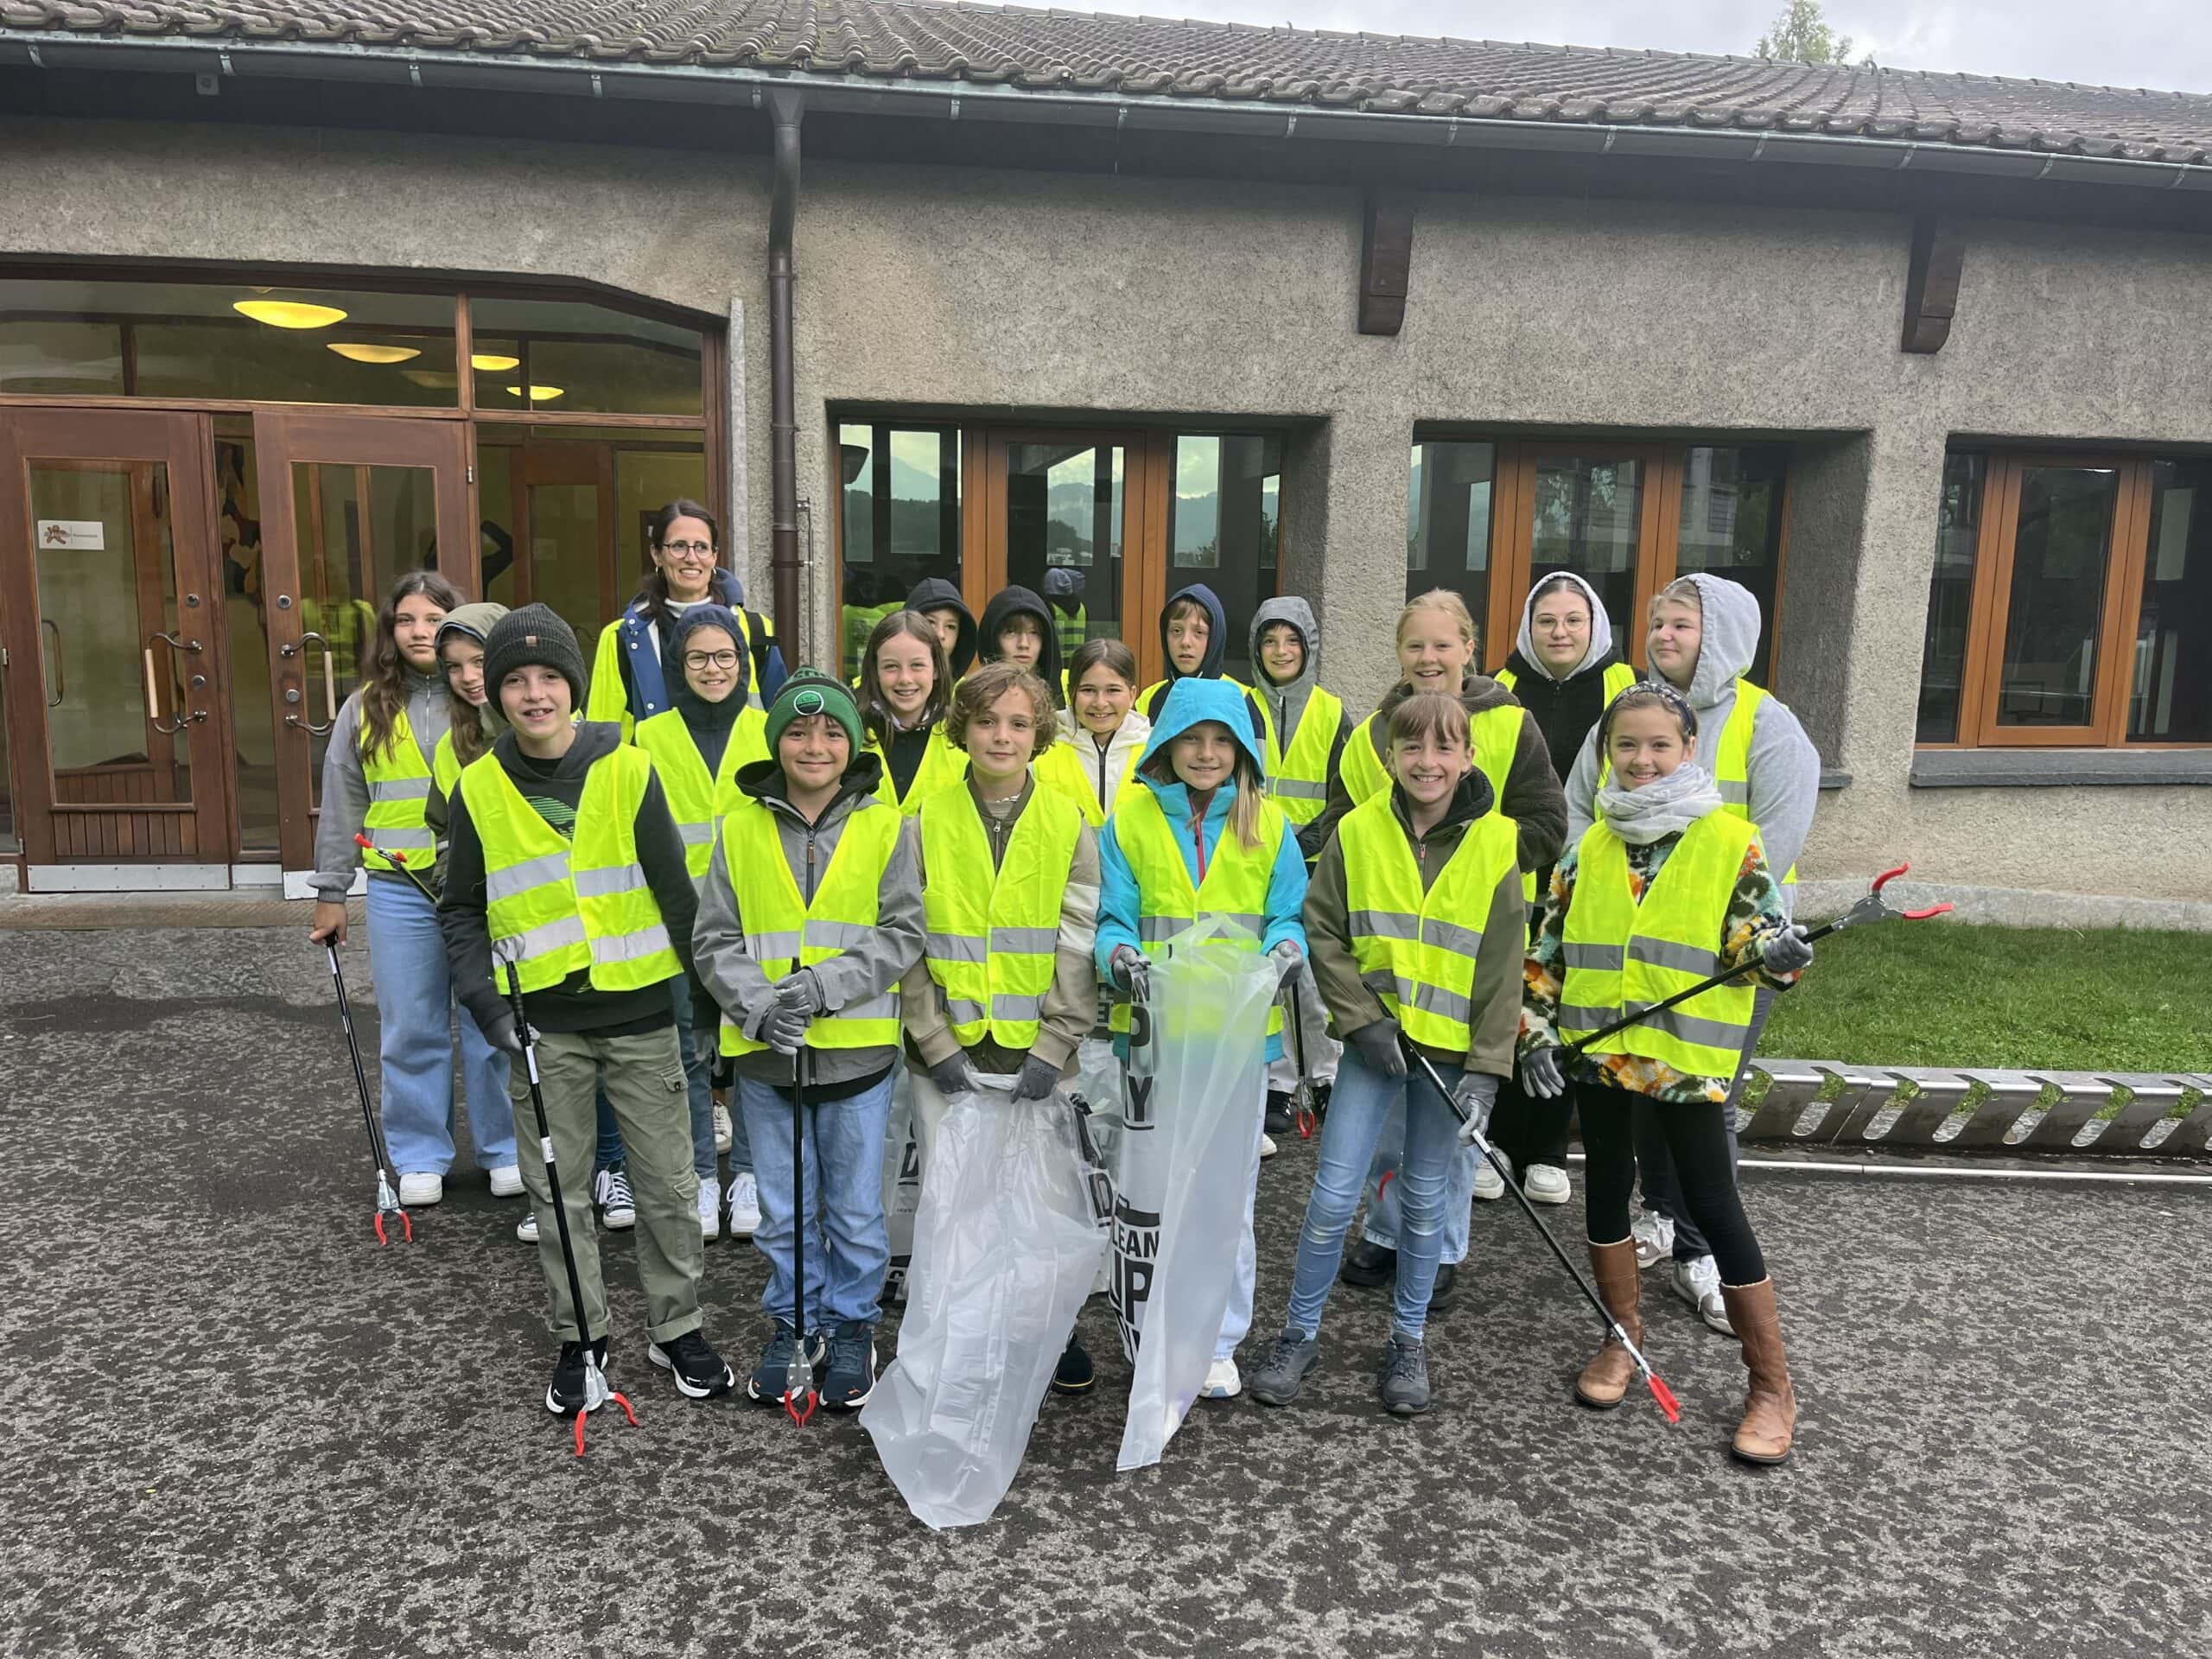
[747,1323,818,1404]
[821,1320,878,1410]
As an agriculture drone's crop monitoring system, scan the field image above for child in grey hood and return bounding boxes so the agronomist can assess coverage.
[1562,573,1820,1337]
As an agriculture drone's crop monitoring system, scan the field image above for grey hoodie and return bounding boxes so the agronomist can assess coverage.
[1249,596,1356,861]
[312,669,450,902]
[1564,573,1821,914]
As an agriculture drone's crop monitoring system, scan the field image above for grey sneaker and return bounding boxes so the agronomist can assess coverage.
[1377,1332,1432,1416]
[1247,1328,1320,1406]
[1671,1254,1736,1336]
[1630,1209,1675,1270]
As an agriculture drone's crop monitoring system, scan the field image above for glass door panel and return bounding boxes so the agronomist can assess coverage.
[1528,454,1644,655]
[512,443,613,643]
[1006,439,1125,678]
[1993,464,2120,731]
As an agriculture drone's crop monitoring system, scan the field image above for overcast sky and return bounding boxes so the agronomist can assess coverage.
[1187,2,2212,96]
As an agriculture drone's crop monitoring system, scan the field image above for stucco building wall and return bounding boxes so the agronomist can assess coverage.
[4,118,2209,899]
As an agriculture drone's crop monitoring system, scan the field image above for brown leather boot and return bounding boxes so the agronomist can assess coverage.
[1573,1239,1643,1409]
[1720,1277,1797,1465]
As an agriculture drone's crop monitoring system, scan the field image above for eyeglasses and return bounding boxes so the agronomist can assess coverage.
[683,649,740,671]
[660,540,715,557]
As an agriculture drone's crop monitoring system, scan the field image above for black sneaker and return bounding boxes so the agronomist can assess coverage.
[649,1329,735,1400]
[1248,1327,1320,1406]
[1427,1263,1458,1313]
[1264,1090,1293,1135]
[747,1322,819,1404]
[1339,1239,1395,1288]
[545,1336,610,1417]
[822,1320,879,1409]
[1050,1335,1095,1395]
[1377,1332,1432,1416]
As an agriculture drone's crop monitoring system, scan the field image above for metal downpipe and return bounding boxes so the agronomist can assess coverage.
[767,87,804,658]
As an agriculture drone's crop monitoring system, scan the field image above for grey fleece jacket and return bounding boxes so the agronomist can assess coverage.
[312,670,451,902]
[1249,596,1354,861]
[691,751,926,1093]
[1563,573,1821,917]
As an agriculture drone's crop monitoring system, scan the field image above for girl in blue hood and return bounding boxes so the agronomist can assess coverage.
[1095,677,1308,1402]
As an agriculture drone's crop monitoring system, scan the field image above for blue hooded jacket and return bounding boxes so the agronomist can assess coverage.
[1095,678,1308,1062]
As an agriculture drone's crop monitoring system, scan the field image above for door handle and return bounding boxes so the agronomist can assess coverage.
[144,645,180,734]
[283,629,339,734]
[41,617,63,707]
[143,633,205,733]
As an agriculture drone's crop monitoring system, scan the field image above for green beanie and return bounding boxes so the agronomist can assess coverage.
[764,671,864,757]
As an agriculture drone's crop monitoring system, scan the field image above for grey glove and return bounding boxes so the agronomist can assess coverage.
[1012,1054,1062,1103]
[1268,938,1305,988]
[480,1010,526,1058]
[926,1052,981,1096]
[1761,923,1815,976]
[1350,1018,1407,1080]
[1521,1046,1567,1100]
[1451,1071,1501,1146]
[775,969,826,1015]
[763,1002,810,1056]
[1109,944,1150,992]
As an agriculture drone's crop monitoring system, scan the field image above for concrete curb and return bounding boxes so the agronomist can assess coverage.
[1791,878,2212,932]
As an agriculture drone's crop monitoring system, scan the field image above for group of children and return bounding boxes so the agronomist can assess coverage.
[311,498,1821,1465]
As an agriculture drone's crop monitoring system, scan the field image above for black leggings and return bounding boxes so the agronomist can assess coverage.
[1580,1083,1766,1287]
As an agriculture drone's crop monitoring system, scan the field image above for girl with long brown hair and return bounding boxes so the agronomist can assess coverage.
[857,609,965,812]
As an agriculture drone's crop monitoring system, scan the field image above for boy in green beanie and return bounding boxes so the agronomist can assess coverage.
[693,671,925,1411]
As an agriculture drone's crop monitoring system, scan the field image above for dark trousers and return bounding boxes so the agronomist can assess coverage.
[1582,1081,1766,1287]
[1637,985,1775,1261]
[1489,1072,1573,1170]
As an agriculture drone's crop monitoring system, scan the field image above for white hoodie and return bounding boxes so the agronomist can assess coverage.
[1056,706,1151,820]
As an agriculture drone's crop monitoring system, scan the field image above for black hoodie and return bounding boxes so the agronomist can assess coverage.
[1497,644,1629,790]
[439,720,698,1037]
[905,576,979,679]
[1142,581,1269,747]
[976,584,1065,706]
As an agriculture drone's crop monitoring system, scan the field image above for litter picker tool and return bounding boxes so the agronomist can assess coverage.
[1560,862,1954,1061]
[322,939,411,1246]
[1281,970,1320,1141]
[356,833,438,908]
[1399,1034,1680,1425]
[503,957,637,1456]
[783,1046,819,1428]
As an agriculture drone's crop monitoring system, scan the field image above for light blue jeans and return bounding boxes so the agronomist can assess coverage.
[1358,1101,1479,1266]
[598,983,750,1181]
[362,875,513,1177]
[739,1068,894,1331]
[1288,1048,1465,1340]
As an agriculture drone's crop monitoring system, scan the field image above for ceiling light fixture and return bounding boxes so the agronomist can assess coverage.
[233,299,348,329]
[506,385,565,402]
[327,342,422,364]
[471,353,521,372]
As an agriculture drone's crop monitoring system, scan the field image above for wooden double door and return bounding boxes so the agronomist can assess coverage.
[0,406,470,883]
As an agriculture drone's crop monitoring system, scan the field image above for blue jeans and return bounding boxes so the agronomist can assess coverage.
[1286,1048,1463,1340]
[1357,1090,1478,1267]
[363,875,512,1176]
[739,1069,894,1330]
[669,981,715,1182]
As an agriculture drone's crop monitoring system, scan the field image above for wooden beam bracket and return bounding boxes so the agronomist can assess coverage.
[1901,216,1965,354]
[1358,193,1415,337]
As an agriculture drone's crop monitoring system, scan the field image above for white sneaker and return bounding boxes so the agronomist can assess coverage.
[712,1099,733,1155]
[1630,1210,1675,1270]
[726,1172,761,1238]
[486,1164,524,1199]
[1472,1155,1507,1201]
[1259,1133,1279,1160]
[1523,1163,1571,1205]
[516,1209,539,1243]
[1671,1254,1736,1336]
[593,1166,636,1230]
[1200,1358,1242,1399]
[697,1176,721,1240]
[397,1173,443,1206]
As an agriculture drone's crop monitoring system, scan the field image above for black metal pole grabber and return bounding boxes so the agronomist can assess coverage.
[1283,974,1320,1141]
[324,940,411,1246]
[783,1046,818,1428]
[1399,1035,1681,1424]
[504,958,637,1457]
[1563,861,1954,1060]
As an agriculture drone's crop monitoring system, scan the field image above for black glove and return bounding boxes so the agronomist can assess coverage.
[1350,1018,1407,1080]
[480,1010,526,1057]
[1012,1054,1062,1103]
[926,1052,981,1096]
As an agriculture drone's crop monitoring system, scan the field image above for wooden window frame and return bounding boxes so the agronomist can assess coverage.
[1934,450,2172,750]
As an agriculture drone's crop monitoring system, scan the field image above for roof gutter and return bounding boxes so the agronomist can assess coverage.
[4,32,2208,194]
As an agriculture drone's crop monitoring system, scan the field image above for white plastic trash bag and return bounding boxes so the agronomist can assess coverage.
[1067,1036,1123,1296]
[861,1077,1108,1529]
[1115,921,1277,1473]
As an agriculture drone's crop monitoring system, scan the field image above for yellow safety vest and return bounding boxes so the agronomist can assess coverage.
[460,746,681,995]
[868,725,968,816]
[1031,737,1139,830]
[919,785,1082,1050]
[1559,811,1760,1079]
[716,797,905,1057]
[1494,660,1638,704]
[432,729,463,799]
[1264,684,1344,828]
[585,604,766,739]
[1340,704,1521,807]
[1340,795,1519,1055]
[633,706,770,879]
[1715,680,1797,888]
[1106,783,1286,1039]
[359,706,436,873]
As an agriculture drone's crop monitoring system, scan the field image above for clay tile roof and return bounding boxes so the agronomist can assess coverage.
[6,0,2209,164]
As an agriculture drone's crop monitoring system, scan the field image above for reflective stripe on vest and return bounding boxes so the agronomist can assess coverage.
[633,705,771,879]
[920,785,1082,1049]
[1105,783,1285,1039]
[1339,794,1518,1054]
[1714,679,1797,888]
[460,745,681,995]
[868,726,968,817]
[717,797,905,1057]
[1559,812,1759,1078]
[1265,684,1343,826]
[360,706,437,868]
